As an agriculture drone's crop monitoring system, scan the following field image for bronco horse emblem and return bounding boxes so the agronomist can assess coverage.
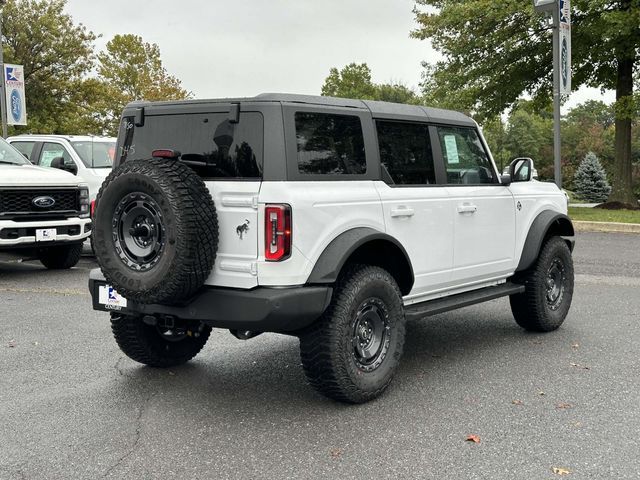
[236,219,250,240]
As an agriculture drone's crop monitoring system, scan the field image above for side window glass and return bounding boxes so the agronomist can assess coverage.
[437,127,496,184]
[39,143,74,168]
[295,112,366,175]
[376,121,435,185]
[12,141,35,160]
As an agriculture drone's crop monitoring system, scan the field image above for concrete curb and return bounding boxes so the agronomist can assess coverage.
[574,221,640,234]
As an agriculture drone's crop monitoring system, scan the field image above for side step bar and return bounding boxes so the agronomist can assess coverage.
[405,282,525,321]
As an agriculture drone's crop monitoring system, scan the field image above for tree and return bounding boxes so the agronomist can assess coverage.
[97,34,191,134]
[574,152,612,202]
[481,116,512,172]
[2,0,97,133]
[321,63,377,100]
[412,0,639,203]
[321,63,420,104]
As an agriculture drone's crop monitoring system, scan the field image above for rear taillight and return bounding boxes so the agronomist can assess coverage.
[90,199,96,218]
[265,204,291,261]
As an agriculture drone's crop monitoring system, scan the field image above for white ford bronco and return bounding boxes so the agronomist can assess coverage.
[0,136,91,269]
[89,94,574,403]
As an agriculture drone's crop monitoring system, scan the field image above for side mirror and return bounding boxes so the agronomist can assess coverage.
[500,174,512,186]
[509,158,533,182]
[50,157,78,175]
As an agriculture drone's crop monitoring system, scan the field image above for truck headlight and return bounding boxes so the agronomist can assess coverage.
[79,187,90,218]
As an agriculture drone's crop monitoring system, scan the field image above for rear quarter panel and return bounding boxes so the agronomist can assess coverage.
[257,181,384,286]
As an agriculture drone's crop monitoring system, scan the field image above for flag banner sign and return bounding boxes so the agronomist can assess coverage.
[559,0,571,95]
[4,64,27,125]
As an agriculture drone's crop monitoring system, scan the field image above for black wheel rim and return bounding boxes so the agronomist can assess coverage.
[351,298,391,372]
[545,258,566,310]
[112,192,166,271]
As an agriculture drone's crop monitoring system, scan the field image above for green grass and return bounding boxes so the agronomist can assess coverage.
[568,207,640,224]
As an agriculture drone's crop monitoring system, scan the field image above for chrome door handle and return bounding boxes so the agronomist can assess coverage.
[457,204,478,214]
[390,206,415,218]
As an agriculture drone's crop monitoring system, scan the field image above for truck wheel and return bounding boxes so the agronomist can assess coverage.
[93,158,218,304]
[510,236,574,332]
[299,265,406,403]
[111,313,212,368]
[38,243,83,269]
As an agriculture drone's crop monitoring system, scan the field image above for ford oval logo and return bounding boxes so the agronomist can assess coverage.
[32,196,56,208]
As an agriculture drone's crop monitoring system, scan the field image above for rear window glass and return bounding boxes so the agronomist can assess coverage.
[119,112,263,179]
[376,121,435,185]
[295,112,366,175]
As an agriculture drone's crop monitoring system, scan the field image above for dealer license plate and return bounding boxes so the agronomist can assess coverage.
[97,284,128,311]
[35,228,57,242]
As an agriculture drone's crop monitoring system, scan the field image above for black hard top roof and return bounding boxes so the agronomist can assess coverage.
[128,93,476,126]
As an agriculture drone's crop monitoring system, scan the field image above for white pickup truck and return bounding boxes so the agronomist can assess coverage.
[0,136,91,269]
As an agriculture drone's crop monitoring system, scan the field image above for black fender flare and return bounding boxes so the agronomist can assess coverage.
[516,211,575,272]
[306,227,414,293]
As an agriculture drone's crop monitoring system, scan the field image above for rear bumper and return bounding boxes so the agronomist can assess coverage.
[88,269,332,333]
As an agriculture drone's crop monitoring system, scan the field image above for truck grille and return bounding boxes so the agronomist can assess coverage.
[0,189,80,219]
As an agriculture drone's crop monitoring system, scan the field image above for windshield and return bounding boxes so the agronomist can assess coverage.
[71,140,116,168]
[0,136,30,165]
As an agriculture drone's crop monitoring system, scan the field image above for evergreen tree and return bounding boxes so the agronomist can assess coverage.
[574,152,612,203]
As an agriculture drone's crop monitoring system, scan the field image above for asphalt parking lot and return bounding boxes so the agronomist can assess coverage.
[1,232,639,479]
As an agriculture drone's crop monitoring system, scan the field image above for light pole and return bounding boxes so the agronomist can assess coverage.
[533,0,563,189]
[0,0,7,139]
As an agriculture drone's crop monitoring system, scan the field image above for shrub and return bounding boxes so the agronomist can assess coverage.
[573,152,611,203]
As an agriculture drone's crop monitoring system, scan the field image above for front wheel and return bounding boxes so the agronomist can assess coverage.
[510,236,574,332]
[111,313,212,368]
[38,243,83,269]
[299,265,406,403]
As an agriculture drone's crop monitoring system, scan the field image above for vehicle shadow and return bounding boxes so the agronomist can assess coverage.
[112,300,570,418]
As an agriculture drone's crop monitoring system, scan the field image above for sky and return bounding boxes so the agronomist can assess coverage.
[64,0,614,112]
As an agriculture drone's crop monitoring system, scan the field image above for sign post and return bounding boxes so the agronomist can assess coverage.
[0,1,7,138]
[533,0,571,189]
[4,64,27,127]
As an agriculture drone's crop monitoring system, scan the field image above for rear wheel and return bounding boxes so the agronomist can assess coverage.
[299,265,406,403]
[510,236,574,332]
[111,313,212,367]
[38,243,83,269]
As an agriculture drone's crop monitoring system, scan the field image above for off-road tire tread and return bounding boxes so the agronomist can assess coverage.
[110,313,211,368]
[38,243,83,269]
[299,264,406,403]
[94,158,218,304]
[510,236,574,332]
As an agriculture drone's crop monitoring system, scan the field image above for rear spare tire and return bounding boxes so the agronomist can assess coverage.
[93,158,218,304]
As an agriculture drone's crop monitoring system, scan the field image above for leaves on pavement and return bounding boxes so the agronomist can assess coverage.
[329,448,343,458]
[570,363,590,370]
[512,399,524,406]
[552,467,571,475]
[465,434,481,444]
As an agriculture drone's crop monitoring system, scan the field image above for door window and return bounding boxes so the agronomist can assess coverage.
[294,112,366,175]
[437,127,496,184]
[376,121,435,185]
[11,141,36,161]
[39,143,75,168]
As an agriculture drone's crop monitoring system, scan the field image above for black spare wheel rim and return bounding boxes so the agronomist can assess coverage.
[352,298,391,372]
[113,192,166,271]
[545,257,566,311]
